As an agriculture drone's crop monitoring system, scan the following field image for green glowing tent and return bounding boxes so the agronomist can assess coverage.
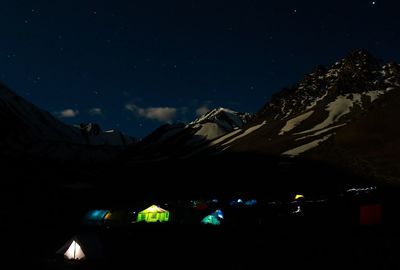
[201,215,221,225]
[137,205,170,223]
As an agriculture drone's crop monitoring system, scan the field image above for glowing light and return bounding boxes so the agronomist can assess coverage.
[292,206,302,214]
[245,199,257,206]
[64,241,85,260]
[213,209,224,219]
[137,205,170,223]
[201,215,221,225]
[294,194,304,200]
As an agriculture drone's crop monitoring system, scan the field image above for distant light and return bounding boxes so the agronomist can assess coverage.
[292,206,302,214]
[372,1,376,5]
[294,9,297,13]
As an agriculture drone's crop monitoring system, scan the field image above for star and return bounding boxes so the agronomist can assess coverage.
[293,9,297,13]
[372,1,376,5]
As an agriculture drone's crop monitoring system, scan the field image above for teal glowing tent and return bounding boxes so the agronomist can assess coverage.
[245,199,257,206]
[82,210,110,225]
[201,215,221,225]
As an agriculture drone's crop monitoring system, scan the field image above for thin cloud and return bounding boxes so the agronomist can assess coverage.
[55,109,79,118]
[89,107,103,116]
[125,103,177,122]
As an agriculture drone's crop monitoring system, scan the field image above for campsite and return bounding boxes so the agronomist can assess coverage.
[4,182,400,270]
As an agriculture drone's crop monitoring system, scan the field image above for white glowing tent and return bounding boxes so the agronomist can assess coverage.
[57,234,103,261]
[64,240,85,260]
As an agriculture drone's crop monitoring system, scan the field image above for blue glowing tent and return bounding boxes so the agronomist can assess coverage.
[213,209,224,219]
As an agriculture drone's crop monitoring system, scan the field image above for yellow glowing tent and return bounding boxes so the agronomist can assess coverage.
[137,205,170,223]
[294,194,305,200]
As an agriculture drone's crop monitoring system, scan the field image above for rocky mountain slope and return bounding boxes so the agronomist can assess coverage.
[128,50,400,184]
[0,83,135,161]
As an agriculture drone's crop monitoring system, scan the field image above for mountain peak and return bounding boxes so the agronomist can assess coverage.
[345,49,376,60]
[191,107,250,128]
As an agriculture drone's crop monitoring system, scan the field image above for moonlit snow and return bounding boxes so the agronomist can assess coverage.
[279,111,314,135]
[282,134,332,156]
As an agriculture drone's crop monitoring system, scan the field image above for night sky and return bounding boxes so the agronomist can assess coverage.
[1,1,399,138]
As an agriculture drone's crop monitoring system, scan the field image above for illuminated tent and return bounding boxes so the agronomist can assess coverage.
[56,234,103,261]
[82,210,110,226]
[201,215,221,225]
[294,194,305,201]
[229,199,243,206]
[244,199,257,206]
[137,205,170,223]
[213,209,224,219]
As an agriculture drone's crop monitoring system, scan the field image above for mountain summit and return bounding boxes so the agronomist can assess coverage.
[129,50,400,183]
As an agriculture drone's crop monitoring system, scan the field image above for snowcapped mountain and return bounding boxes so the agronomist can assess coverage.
[128,107,250,160]
[76,123,136,146]
[127,50,400,182]
[213,50,399,152]
[201,50,400,182]
[189,108,251,141]
[0,83,135,160]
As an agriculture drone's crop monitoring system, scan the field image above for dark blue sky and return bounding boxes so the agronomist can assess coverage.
[0,0,399,138]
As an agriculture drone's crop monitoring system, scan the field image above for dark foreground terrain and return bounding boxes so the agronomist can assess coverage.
[2,154,400,269]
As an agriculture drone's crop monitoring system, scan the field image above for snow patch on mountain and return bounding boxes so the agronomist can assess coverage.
[279,111,314,135]
[295,124,346,141]
[210,129,243,146]
[192,122,228,141]
[221,121,267,146]
[306,91,329,110]
[297,94,361,134]
[76,123,136,146]
[191,107,249,127]
[188,107,250,142]
[282,134,333,157]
